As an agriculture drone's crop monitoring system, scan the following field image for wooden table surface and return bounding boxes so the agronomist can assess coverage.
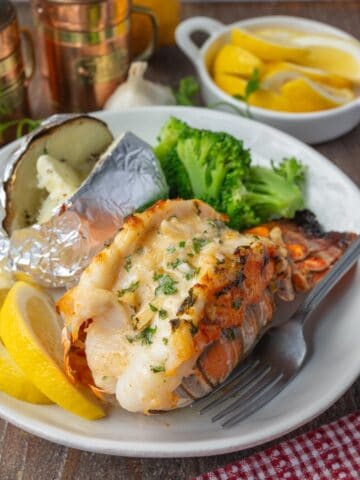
[2,2,359,479]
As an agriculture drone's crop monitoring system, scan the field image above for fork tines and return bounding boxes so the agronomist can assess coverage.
[192,360,286,428]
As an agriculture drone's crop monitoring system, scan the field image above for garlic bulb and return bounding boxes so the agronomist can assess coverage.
[105,62,176,110]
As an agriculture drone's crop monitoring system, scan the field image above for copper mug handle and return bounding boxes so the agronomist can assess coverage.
[130,5,158,61]
[20,28,35,82]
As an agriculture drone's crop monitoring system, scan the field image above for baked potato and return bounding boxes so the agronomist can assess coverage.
[3,115,113,235]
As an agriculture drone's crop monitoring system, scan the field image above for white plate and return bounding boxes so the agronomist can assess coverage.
[0,107,359,457]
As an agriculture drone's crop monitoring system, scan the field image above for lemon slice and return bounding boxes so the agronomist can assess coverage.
[213,44,262,77]
[262,62,352,89]
[281,78,354,112]
[291,34,360,83]
[0,340,50,404]
[213,71,247,96]
[231,27,307,62]
[251,27,302,43]
[0,282,105,419]
[213,72,293,112]
[248,90,293,112]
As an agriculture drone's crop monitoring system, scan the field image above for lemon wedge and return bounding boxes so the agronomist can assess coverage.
[0,339,50,404]
[231,27,307,62]
[0,282,105,419]
[291,34,360,83]
[213,44,262,77]
[262,62,352,89]
[251,27,302,43]
[281,78,354,112]
[248,90,292,112]
[214,71,247,96]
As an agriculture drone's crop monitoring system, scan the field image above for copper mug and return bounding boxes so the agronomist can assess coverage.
[31,0,157,113]
[0,0,35,144]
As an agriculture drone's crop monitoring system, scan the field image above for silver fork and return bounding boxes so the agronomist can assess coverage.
[194,236,360,428]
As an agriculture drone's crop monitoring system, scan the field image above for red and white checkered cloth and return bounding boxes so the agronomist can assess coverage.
[195,411,360,480]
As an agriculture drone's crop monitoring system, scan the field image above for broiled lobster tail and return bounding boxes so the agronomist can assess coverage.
[57,200,356,412]
[178,211,356,402]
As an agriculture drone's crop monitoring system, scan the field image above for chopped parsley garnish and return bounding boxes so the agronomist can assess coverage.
[124,256,132,272]
[162,337,168,345]
[154,273,178,295]
[232,299,242,310]
[126,325,157,345]
[167,258,182,269]
[192,237,209,254]
[159,309,168,319]
[166,245,176,253]
[168,258,199,280]
[178,241,186,248]
[117,281,139,297]
[185,265,200,281]
[149,303,158,312]
[150,364,165,373]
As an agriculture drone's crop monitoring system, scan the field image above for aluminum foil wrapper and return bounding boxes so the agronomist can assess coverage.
[0,124,168,287]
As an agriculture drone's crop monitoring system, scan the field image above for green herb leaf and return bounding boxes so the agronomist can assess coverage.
[245,68,260,100]
[127,325,157,345]
[233,68,260,104]
[159,309,168,319]
[162,337,168,345]
[149,303,158,312]
[0,118,41,140]
[150,364,165,373]
[117,281,139,297]
[178,241,186,248]
[154,273,178,295]
[192,237,209,254]
[124,256,132,272]
[167,258,182,269]
[174,76,200,106]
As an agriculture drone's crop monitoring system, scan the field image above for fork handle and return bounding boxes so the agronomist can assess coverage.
[297,236,360,320]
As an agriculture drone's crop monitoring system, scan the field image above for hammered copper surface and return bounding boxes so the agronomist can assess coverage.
[0,1,30,144]
[31,0,130,112]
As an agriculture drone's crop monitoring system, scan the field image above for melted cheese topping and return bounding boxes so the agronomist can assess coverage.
[81,202,254,413]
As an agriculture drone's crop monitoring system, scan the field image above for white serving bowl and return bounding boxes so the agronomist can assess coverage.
[176,15,360,144]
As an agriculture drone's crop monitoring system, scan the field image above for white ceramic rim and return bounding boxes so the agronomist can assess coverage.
[178,15,360,121]
[0,106,359,457]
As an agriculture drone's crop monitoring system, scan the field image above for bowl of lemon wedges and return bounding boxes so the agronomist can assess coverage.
[176,15,360,143]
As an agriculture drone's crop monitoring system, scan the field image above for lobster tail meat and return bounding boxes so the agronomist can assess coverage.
[57,200,356,413]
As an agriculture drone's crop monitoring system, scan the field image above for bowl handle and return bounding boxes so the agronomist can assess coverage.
[176,17,224,66]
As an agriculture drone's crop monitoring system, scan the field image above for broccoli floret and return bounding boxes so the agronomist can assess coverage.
[243,159,306,221]
[220,181,261,230]
[154,117,189,165]
[176,130,251,207]
[271,156,306,186]
[159,148,193,199]
[154,118,306,230]
[155,117,251,208]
